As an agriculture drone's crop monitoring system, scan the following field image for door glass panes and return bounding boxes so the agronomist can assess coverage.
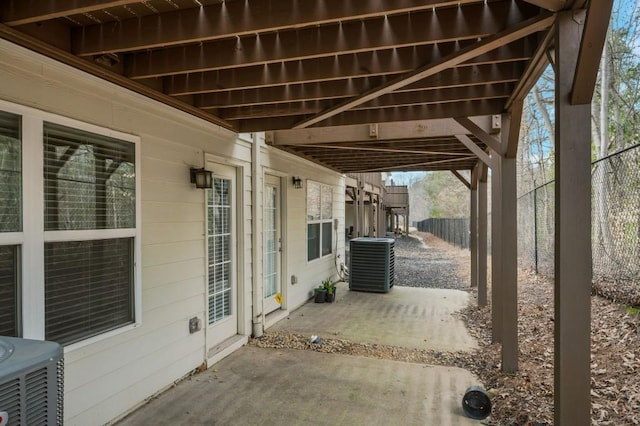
[208,178,232,324]
[0,245,19,337]
[264,185,277,298]
[43,122,135,231]
[0,111,22,232]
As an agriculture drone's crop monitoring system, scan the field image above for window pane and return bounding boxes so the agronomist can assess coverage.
[306,181,320,221]
[45,238,134,345]
[321,185,332,220]
[0,111,22,233]
[208,177,233,325]
[0,245,19,337]
[322,222,333,256]
[307,223,320,261]
[44,122,135,231]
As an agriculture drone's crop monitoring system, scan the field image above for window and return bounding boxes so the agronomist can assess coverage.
[0,110,21,337]
[43,122,137,345]
[307,181,333,261]
[0,102,140,347]
[0,246,19,336]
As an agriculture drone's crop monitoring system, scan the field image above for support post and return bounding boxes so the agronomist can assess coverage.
[490,154,502,343]
[500,113,519,373]
[478,165,488,306]
[554,10,592,425]
[470,166,479,288]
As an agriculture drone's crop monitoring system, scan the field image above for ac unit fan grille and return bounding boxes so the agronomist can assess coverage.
[0,378,21,425]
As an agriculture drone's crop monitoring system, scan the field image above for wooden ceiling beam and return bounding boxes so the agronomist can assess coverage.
[357,84,514,110]
[1,0,141,26]
[346,156,477,173]
[237,98,506,132]
[125,1,534,79]
[196,63,524,108]
[0,22,235,132]
[163,38,534,95]
[520,0,567,11]
[72,0,476,56]
[296,145,473,156]
[294,13,554,129]
[267,116,494,146]
[219,84,513,120]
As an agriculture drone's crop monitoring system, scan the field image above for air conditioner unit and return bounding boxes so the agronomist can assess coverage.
[349,237,395,293]
[0,337,64,426]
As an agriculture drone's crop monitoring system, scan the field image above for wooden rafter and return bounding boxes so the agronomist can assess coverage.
[1,0,141,26]
[237,99,506,132]
[72,0,477,56]
[125,1,534,79]
[165,40,532,95]
[293,13,555,129]
[194,63,524,108]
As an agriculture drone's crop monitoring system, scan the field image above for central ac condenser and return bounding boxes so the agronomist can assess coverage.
[0,336,64,426]
[349,237,395,292]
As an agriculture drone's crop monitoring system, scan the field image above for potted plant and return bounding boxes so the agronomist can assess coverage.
[314,285,327,303]
[323,278,336,303]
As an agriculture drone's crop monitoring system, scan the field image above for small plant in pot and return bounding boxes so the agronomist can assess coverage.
[323,278,336,303]
[314,285,327,303]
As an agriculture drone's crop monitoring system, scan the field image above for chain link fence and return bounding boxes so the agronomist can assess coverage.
[518,143,640,283]
[415,218,470,249]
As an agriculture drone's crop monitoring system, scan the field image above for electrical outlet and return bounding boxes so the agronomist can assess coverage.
[189,317,202,334]
[291,275,298,285]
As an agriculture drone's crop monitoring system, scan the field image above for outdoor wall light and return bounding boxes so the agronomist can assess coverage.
[190,167,213,189]
[292,176,303,189]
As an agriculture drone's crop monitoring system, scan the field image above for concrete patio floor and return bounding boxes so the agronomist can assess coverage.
[117,283,483,425]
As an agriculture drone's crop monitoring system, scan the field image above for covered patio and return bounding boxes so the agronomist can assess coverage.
[0,0,612,423]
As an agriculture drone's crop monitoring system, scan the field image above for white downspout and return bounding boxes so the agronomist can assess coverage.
[251,133,264,337]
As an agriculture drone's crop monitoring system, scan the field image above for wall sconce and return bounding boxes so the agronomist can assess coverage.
[190,168,213,189]
[292,176,303,189]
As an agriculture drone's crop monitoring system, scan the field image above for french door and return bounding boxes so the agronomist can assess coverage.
[206,164,237,348]
[263,175,282,314]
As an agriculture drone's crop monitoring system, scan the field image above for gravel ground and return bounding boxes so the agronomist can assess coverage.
[393,233,469,290]
[250,231,640,425]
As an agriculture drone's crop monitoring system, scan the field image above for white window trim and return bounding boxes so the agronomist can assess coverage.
[0,99,142,350]
[306,180,333,263]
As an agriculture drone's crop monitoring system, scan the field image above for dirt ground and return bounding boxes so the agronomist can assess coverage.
[413,232,640,425]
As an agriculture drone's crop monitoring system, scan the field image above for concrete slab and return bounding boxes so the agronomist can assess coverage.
[118,347,482,426]
[271,283,477,352]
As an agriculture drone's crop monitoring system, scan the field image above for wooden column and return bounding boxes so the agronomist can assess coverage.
[500,114,519,373]
[554,10,592,425]
[470,165,479,288]
[478,164,488,306]
[490,154,502,343]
